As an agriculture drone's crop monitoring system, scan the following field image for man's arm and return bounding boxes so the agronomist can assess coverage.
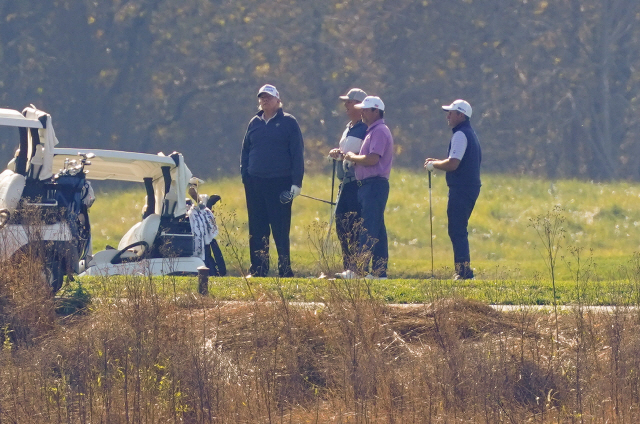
[240,125,252,182]
[344,151,380,166]
[424,157,460,171]
[424,131,466,172]
[288,117,305,187]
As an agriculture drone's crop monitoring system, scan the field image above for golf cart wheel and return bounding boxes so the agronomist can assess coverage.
[0,208,10,229]
[111,241,150,264]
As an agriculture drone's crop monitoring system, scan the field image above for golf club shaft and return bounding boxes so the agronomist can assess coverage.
[325,161,338,249]
[330,159,336,212]
[324,180,343,249]
[300,194,336,205]
[428,171,434,277]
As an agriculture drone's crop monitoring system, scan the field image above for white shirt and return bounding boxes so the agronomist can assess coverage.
[339,127,364,154]
[338,124,364,175]
[448,131,468,160]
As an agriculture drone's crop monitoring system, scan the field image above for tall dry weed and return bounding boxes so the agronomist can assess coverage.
[7,279,640,422]
[7,227,640,421]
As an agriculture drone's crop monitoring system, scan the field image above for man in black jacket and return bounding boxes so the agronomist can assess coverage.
[240,84,304,277]
[425,99,481,280]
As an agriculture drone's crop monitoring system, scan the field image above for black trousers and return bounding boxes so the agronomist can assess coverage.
[447,185,480,265]
[335,181,360,271]
[244,175,293,277]
[204,239,226,276]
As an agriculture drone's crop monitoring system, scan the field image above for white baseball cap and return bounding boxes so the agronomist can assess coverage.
[339,88,367,102]
[257,84,280,99]
[442,99,472,118]
[189,177,204,186]
[354,96,385,111]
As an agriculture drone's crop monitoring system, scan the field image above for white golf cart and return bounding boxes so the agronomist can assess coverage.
[51,148,206,277]
[0,106,90,292]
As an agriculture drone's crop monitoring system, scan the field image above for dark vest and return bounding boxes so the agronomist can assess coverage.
[446,120,481,188]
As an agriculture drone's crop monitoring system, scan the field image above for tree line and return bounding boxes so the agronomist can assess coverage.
[0,0,638,181]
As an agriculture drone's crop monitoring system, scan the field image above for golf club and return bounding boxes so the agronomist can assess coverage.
[428,170,434,278]
[330,159,336,217]
[279,191,336,205]
[324,159,337,246]
[324,176,343,250]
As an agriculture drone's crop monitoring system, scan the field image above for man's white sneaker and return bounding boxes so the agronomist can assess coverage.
[335,270,359,279]
[365,274,388,280]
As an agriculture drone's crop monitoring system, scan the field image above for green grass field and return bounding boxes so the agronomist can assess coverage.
[87,168,640,282]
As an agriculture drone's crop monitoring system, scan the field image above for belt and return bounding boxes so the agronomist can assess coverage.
[341,176,357,184]
[357,176,387,187]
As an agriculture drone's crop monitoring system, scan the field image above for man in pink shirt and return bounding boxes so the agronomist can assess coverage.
[338,96,393,279]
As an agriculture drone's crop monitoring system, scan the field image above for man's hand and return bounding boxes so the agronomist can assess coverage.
[424,158,437,171]
[290,185,301,198]
[424,157,460,172]
[328,148,344,160]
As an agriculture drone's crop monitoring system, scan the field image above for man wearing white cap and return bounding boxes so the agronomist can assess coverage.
[328,88,368,273]
[338,95,393,280]
[240,84,305,277]
[424,99,481,280]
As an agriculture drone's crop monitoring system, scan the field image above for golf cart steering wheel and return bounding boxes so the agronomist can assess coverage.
[110,240,150,264]
[0,208,10,230]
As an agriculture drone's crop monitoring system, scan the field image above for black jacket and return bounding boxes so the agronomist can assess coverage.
[241,108,305,187]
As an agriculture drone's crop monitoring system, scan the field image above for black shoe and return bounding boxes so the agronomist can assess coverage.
[453,262,475,280]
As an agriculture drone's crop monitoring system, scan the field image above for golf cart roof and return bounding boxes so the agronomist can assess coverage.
[0,108,44,128]
[52,148,193,218]
[52,148,181,182]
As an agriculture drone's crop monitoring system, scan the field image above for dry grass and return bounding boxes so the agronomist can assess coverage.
[0,253,57,348]
[3,272,640,423]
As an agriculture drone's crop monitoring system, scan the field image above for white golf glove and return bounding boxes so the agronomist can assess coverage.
[425,161,435,172]
[290,185,301,198]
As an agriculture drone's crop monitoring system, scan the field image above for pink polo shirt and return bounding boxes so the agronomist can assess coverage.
[355,119,393,181]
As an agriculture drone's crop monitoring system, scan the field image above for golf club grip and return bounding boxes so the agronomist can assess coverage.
[428,170,432,188]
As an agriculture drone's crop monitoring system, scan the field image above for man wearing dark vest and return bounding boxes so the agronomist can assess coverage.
[425,99,481,280]
[328,88,368,273]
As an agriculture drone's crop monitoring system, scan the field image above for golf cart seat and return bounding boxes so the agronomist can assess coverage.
[89,213,161,265]
[27,144,46,180]
[0,169,26,211]
[163,184,179,217]
[115,213,161,262]
[119,213,161,250]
